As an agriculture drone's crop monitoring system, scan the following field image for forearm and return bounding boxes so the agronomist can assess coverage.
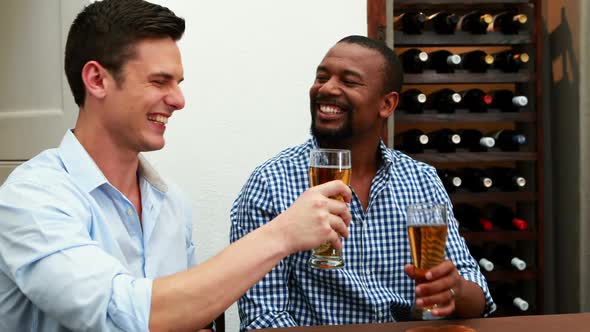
[149,221,290,332]
[454,279,486,318]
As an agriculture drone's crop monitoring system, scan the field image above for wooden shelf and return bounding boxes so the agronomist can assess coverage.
[408,152,537,163]
[404,71,531,84]
[451,191,537,204]
[394,31,532,46]
[395,110,536,123]
[483,269,537,282]
[395,0,531,4]
[461,230,536,242]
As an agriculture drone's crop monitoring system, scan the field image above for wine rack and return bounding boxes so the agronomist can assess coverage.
[368,0,543,317]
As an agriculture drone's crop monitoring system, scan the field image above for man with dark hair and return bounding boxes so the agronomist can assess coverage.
[231,35,495,330]
[0,1,351,331]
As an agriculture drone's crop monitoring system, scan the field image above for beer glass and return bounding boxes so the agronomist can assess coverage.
[308,148,351,269]
[406,202,448,320]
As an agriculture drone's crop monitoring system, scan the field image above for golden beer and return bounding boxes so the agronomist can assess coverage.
[308,148,351,269]
[309,166,351,261]
[408,225,448,282]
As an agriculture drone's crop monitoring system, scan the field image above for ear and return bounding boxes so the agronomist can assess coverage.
[81,61,111,100]
[379,91,399,119]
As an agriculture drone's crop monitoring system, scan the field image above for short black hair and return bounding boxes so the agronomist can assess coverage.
[337,35,403,94]
[64,0,185,106]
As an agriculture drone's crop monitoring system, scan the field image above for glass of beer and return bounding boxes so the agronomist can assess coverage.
[407,202,448,320]
[308,148,351,269]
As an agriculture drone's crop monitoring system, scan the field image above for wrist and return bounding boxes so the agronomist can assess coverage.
[262,215,293,257]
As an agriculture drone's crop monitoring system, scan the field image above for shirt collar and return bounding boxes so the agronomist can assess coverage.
[59,130,168,193]
[308,136,395,171]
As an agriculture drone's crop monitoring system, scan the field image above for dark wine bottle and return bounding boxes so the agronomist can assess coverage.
[429,50,462,73]
[491,89,528,112]
[489,129,527,151]
[467,244,495,271]
[427,12,459,34]
[395,129,429,153]
[400,48,429,73]
[487,12,528,34]
[457,129,495,152]
[459,167,493,192]
[400,89,427,113]
[490,283,530,312]
[461,89,494,113]
[489,244,527,271]
[429,88,462,113]
[486,167,527,191]
[457,11,493,34]
[454,204,494,231]
[461,50,494,73]
[429,128,462,152]
[494,50,530,72]
[483,203,529,231]
[394,11,427,34]
[437,168,463,193]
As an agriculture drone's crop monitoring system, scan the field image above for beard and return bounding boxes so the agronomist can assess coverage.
[310,102,353,145]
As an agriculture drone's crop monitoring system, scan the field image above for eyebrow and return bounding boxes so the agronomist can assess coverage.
[149,71,184,84]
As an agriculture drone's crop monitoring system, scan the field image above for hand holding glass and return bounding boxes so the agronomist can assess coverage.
[407,202,448,320]
[308,148,351,269]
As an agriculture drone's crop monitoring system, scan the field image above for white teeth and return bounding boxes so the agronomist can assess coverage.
[319,105,343,114]
[148,114,168,124]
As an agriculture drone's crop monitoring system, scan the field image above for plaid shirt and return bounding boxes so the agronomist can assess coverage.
[230,138,495,330]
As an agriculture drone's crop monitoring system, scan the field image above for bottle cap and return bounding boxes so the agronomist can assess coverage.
[512,217,528,231]
[511,257,527,270]
[417,93,427,104]
[448,54,462,65]
[513,297,529,311]
[484,54,494,65]
[515,14,528,24]
[479,258,494,272]
[452,176,462,187]
[482,14,493,24]
[452,93,462,103]
[418,51,429,62]
[483,177,493,188]
[451,134,461,144]
[515,176,527,187]
[419,134,429,145]
[479,137,495,148]
[483,94,493,105]
[479,218,494,231]
[520,53,530,63]
[512,96,529,106]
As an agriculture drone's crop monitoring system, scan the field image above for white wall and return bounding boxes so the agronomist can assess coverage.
[145,1,366,330]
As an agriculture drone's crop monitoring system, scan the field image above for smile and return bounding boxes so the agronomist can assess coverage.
[319,104,344,114]
[147,114,169,124]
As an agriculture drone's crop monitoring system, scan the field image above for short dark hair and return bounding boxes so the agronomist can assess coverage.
[337,35,403,94]
[64,0,185,106]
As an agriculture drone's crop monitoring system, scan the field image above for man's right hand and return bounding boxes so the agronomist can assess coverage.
[272,180,352,254]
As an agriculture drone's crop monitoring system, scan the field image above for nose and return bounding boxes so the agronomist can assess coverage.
[317,77,342,96]
[165,85,185,111]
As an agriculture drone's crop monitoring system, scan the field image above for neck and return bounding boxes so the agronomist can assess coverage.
[74,111,140,197]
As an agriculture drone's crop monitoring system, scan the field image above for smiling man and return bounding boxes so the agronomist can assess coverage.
[230,36,495,330]
[0,1,352,331]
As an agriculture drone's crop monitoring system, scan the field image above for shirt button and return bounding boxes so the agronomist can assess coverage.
[127,208,134,216]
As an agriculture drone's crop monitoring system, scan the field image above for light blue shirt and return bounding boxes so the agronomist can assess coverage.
[0,130,196,331]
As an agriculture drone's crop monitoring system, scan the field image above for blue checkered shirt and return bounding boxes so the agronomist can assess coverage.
[230,138,495,330]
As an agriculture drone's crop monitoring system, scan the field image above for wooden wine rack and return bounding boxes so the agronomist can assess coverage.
[368,0,544,318]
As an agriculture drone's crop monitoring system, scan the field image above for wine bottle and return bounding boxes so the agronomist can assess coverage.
[467,244,495,271]
[400,89,427,113]
[394,11,427,34]
[454,203,494,231]
[483,203,528,231]
[457,129,495,152]
[486,167,527,191]
[437,168,463,193]
[489,244,527,271]
[427,11,459,34]
[429,128,462,152]
[494,50,530,72]
[395,129,429,153]
[491,89,528,112]
[461,89,494,113]
[457,11,493,34]
[459,167,493,192]
[489,129,527,151]
[400,48,429,73]
[490,283,530,312]
[487,11,528,34]
[461,50,494,73]
[429,50,462,73]
[429,88,462,113]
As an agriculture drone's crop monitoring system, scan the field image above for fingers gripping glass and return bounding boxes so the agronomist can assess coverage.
[308,148,351,269]
[407,202,448,320]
